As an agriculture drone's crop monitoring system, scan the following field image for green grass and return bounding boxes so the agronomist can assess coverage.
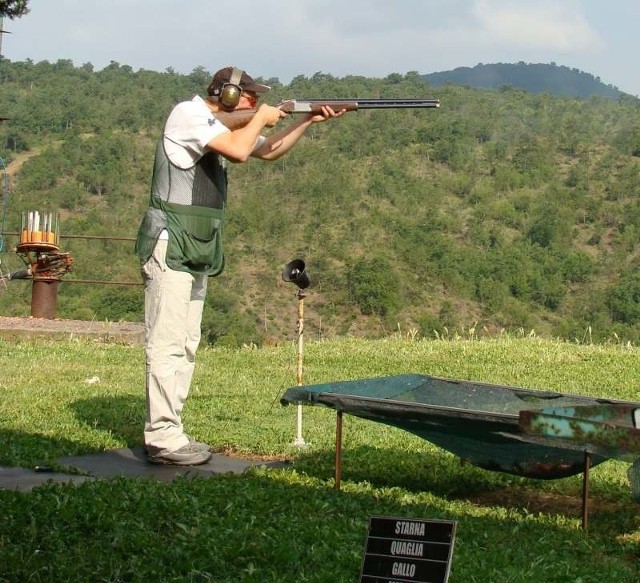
[1,335,639,582]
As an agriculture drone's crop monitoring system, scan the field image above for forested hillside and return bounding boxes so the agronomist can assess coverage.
[423,62,626,99]
[2,58,640,346]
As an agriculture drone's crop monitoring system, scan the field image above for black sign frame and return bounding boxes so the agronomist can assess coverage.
[359,516,457,583]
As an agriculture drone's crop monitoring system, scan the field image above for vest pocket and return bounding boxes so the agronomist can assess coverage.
[181,228,218,269]
[167,217,224,275]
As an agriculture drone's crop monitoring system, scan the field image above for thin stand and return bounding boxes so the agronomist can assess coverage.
[281,258,310,448]
[293,289,307,447]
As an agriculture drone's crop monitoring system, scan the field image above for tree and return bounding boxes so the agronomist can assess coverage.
[348,257,400,318]
[0,0,30,19]
[605,272,640,325]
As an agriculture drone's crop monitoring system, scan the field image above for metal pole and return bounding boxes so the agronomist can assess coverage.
[31,279,59,318]
[581,451,591,532]
[335,410,343,490]
[282,258,310,448]
[293,289,307,447]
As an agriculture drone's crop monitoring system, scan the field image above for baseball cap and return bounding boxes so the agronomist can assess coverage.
[207,66,271,96]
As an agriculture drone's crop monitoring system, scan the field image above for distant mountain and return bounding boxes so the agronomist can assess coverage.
[422,62,629,100]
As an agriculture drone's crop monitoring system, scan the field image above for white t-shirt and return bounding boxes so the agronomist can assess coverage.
[163,95,266,169]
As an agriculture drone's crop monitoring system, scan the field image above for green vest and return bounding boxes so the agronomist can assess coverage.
[135,141,227,276]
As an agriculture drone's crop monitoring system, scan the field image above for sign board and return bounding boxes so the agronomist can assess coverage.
[634,408,640,429]
[360,516,456,583]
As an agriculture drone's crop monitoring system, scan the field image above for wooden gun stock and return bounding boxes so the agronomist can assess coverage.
[214,97,440,130]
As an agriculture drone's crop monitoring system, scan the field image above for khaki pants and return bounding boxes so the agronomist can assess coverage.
[142,239,207,454]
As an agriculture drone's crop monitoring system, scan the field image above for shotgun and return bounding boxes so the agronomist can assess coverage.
[216,98,440,130]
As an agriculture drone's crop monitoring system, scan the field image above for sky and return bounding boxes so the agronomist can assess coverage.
[2,0,640,96]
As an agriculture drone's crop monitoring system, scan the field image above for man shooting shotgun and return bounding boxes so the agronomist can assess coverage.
[135,66,347,466]
[217,97,440,130]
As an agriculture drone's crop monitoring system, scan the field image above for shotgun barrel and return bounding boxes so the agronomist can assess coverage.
[278,98,440,114]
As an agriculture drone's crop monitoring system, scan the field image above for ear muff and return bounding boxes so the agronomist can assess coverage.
[219,67,243,109]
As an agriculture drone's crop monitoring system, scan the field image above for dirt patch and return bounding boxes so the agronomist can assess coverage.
[462,486,622,515]
[5,149,42,179]
[0,316,144,344]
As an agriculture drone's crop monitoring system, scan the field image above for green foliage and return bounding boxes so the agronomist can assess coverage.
[348,256,400,317]
[90,287,143,321]
[201,285,265,347]
[2,59,640,345]
[0,0,30,19]
[605,270,640,325]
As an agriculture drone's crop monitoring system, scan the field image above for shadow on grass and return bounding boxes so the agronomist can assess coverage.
[294,443,531,495]
[0,396,145,467]
[291,443,639,528]
[69,394,146,446]
[0,428,88,468]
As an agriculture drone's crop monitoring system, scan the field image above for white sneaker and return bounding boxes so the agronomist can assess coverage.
[147,442,212,466]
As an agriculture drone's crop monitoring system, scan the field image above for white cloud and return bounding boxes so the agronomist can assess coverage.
[472,0,605,52]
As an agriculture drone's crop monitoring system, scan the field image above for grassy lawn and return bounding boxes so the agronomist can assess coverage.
[1,335,639,582]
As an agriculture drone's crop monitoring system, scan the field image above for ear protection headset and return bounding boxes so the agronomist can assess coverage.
[219,67,243,110]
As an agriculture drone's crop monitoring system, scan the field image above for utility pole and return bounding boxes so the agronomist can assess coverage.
[0,16,9,59]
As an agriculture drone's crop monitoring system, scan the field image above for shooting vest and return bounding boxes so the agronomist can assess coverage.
[135,138,227,276]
